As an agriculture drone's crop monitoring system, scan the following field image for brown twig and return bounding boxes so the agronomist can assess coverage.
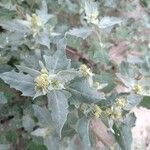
[16,5,26,19]
[30,0,35,11]
[66,46,96,68]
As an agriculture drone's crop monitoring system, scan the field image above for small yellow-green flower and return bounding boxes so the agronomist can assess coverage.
[27,14,42,35]
[84,2,99,25]
[105,108,113,117]
[132,84,142,94]
[34,68,65,95]
[88,11,99,24]
[94,105,102,118]
[115,97,126,109]
[79,64,93,77]
[34,70,49,93]
[31,14,40,28]
[105,107,122,120]
[111,110,122,120]
[50,79,64,90]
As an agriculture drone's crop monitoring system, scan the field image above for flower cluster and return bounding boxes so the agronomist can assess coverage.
[28,14,42,35]
[84,1,99,24]
[34,69,50,94]
[93,105,102,118]
[105,97,126,120]
[79,64,93,77]
[34,68,65,97]
[132,84,143,94]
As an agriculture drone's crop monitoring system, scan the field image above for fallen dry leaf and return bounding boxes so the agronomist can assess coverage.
[109,41,127,64]
[90,118,114,149]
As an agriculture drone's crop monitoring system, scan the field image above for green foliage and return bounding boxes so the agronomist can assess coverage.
[0,0,150,149]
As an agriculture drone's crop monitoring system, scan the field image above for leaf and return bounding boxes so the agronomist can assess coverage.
[44,133,59,150]
[67,78,105,103]
[125,94,143,110]
[26,141,46,150]
[47,90,71,137]
[0,20,29,33]
[33,105,52,127]
[98,17,122,29]
[123,113,136,128]
[116,73,133,88]
[93,48,109,64]
[32,105,59,150]
[84,1,99,24]
[44,50,71,73]
[140,96,150,109]
[0,70,35,97]
[0,92,7,104]
[31,128,50,138]
[36,0,52,24]
[22,115,35,132]
[0,32,24,47]
[104,0,116,8]
[35,32,50,49]
[0,0,16,11]
[109,42,127,64]
[56,69,79,84]
[99,92,118,111]
[113,123,132,150]
[16,65,40,77]
[113,113,136,150]
[77,117,91,150]
[21,53,40,70]
[67,27,92,39]
[0,144,9,150]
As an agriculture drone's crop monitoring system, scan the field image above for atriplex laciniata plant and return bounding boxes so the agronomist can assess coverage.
[0,0,150,149]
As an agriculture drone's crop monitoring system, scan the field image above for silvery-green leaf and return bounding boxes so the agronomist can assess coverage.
[31,128,50,138]
[0,70,35,97]
[44,50,71,73]
[36,0,53,24]
[113,113,135,150]
[68,78,105,103]
[113,123,132,150]
[0,0,16,11]
[0,20,29,33]
[44,133,59,150]
[116,73,133,88]
[123,113,136,128]
[33,105,52,127]
[21,53,40,70]
[35,32,50,48]
[104,0,116,8]
[125,94,143,110]
[38,0,48,15]
[56,69,79,84]
[58,0,78,14]
[76,117,91,150]
[16,65,40,77]
[98,17,121,29]
[84,1,99,21]
[22,115,35,132]
[0,32,24,47]
[47,90,71,137]
[56,38,67,51]
[0,144,9,150]
[67,27,92,39]
[0,92,7,104]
